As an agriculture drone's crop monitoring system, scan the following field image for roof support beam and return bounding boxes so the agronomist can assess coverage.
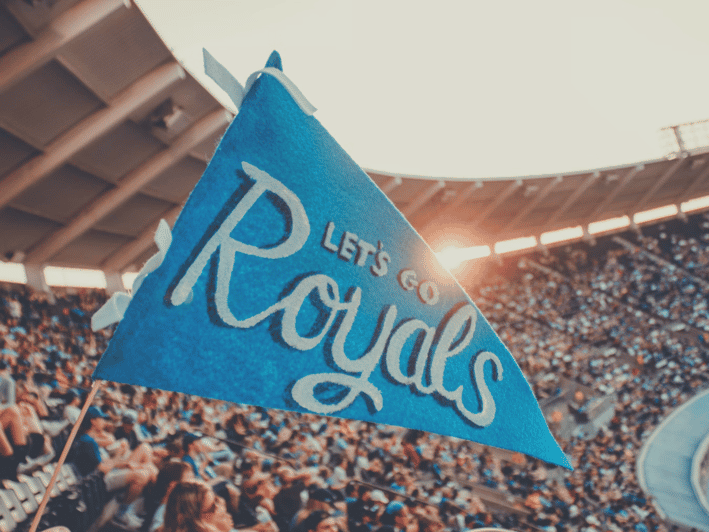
[0,0,130,93]
[102,204,182,272]
[584,164,643,223]
[379,175,402,195]
[630,157,688,214]
[470,179,521,228]
[437,181,482,218]
[544,172,599,227]
[0,61,185,210]
[418,181,482,233]
[401,180,445,218]
[677,158,709,204]
[501,176,562,232]
[25,109,231,264]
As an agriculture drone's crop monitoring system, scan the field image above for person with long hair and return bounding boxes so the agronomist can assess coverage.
[146,461,194,532]
[162,480,234,532]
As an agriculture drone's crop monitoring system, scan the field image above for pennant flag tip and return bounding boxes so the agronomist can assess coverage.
[547,441,573,470]
[266,50,283,71]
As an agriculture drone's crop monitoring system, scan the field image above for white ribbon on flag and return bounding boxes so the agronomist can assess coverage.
[92,219,172,331]
[203,49,316,116]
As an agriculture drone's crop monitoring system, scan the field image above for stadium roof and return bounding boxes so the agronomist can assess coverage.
[2,0,709,288]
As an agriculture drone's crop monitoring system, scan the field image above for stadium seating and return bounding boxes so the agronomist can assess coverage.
[2,213,709,531]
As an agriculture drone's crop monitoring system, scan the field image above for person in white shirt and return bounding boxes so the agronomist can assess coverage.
[64,389,83,425]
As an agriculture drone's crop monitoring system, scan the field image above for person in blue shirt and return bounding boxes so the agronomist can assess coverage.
[375,501,409,532]
[69,406,153,529]
[182,432,220,480]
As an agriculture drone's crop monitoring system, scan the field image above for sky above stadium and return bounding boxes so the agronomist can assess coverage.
[136,0,709,180]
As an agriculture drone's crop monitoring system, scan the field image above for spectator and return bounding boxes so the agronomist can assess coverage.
[64,389,83,424]
[0,358,28,479]
[183,432,209,480]
[376,502,409,532]
[7,212,709,531]
[162,480,234,532]
[272,466,309,532]
[299,511,337,532]
[291,489,338,532]
[68,406,152,528]
[146,461,195,532]
[115,409,142,450]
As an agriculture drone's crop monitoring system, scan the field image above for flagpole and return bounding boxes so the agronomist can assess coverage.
[27,380,103,532]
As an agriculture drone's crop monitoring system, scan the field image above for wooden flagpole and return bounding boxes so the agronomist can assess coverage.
[27,380,103,532]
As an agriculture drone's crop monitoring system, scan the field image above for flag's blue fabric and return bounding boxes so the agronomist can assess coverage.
[94,52,570,468]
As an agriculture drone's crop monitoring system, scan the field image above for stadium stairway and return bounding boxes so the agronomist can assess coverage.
[638,387,709,531]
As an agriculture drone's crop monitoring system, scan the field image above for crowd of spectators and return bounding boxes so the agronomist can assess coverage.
[2,213,709,532]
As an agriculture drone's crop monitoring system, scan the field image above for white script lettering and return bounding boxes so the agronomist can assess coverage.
[168,162,501,427]
[170,162,310,306]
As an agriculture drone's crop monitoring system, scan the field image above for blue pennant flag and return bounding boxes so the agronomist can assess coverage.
[93,52,570,469]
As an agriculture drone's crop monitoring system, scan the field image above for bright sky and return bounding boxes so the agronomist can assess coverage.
[134,0,709,179]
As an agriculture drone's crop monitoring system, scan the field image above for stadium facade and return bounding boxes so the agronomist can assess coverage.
[3,0,709,292]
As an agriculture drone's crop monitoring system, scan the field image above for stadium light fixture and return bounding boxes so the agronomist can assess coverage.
[540,226,584,245]
[681,195,709,213]
[44,266,106,289]
[588,215,630,235]
[633,204,678,225]
[435,245,491,270]
[0,262,27,284]
[494,236,537,255]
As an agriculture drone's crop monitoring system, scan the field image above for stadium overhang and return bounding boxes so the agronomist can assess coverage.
[368,150,709,255]
[2,0,709,289]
